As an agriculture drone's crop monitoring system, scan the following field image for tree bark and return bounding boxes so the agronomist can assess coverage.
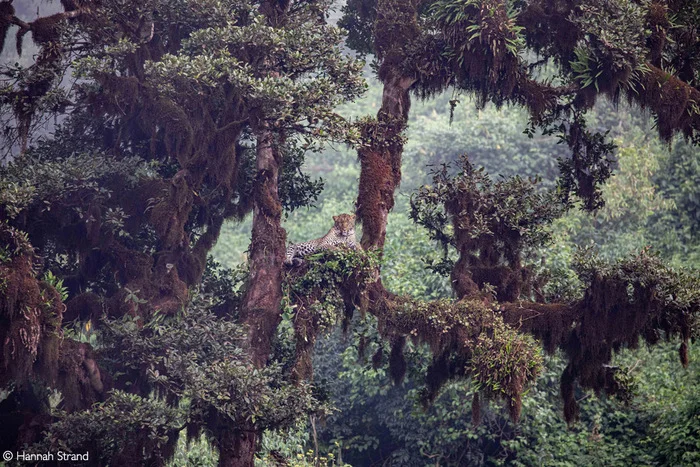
[217,429,257,467]
[356,69,415,250]
[241,122,286,367]
[219,121,285,467]
[355,0,422,250]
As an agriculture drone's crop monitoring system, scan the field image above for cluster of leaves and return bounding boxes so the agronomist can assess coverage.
[553,115,618,211]
[198,257,247,318]
[285,247,380,336]
[410,155,562,274]
[169,432,218,467]
[520,102,620,213]
[338,0,377,57]
[288,247,379,297]
[430,0,525,66]
[0,150,154,220]
[137,0,366,147]
[33,391,185,466]
[569,0,649,91]
[643,353,700,466]
[0,220,32,262]
[278,143,325,215]
[100,300,321,436]
[258,440,349,467]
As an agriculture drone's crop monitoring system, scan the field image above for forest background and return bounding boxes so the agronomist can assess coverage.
[207,76,700,466]
[0,0,699,465]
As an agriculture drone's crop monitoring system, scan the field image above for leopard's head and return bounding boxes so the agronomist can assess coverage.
[332,213,356,237]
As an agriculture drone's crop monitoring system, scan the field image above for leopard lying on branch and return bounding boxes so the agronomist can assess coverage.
[285,214,359,266]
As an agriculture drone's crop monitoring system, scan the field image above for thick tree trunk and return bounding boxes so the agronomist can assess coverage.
[450,247,481,299]
[219,121,285,467]
[218,0,291,461]
[356,0,421,250]
[241,123,286,367]
[356,69,415,250]
[218,430,257,467]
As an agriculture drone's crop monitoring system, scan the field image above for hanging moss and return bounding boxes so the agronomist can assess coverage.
[421,350,451,406]
[149,170,193,249]
[632,65,700,142]
[0,223,103,411]
[56,340,104,411]
[500,303,574,354]
[680,339,689,368]
[27,14,64,46]
[147,99,195,164]
[501,248,700,423]
[284,248,379,381]
[1,224,46,383]
[471,392,481,426]
[560,363,579,424]
[388,335,407,385]
[518,0,580,63]
[372,344,384,369]
[369,293,542,421]
[0,1,14,55]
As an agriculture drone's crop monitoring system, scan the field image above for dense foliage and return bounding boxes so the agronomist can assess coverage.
[0,0,364,464]
[1,0,700,465]
[213,82,700,465]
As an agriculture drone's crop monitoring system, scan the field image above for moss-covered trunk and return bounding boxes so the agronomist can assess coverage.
[241,123,286,367]
[356,0,421,250]
[221,122,285,466]
[356,69,415,250]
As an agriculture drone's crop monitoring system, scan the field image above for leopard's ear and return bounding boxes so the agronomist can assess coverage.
[333,215,338,222]
[350,214,356,221]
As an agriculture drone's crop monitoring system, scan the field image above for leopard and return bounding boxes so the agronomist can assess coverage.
[285,213,359,266]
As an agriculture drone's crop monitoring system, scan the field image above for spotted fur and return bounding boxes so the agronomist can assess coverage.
[285,214,358,266]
